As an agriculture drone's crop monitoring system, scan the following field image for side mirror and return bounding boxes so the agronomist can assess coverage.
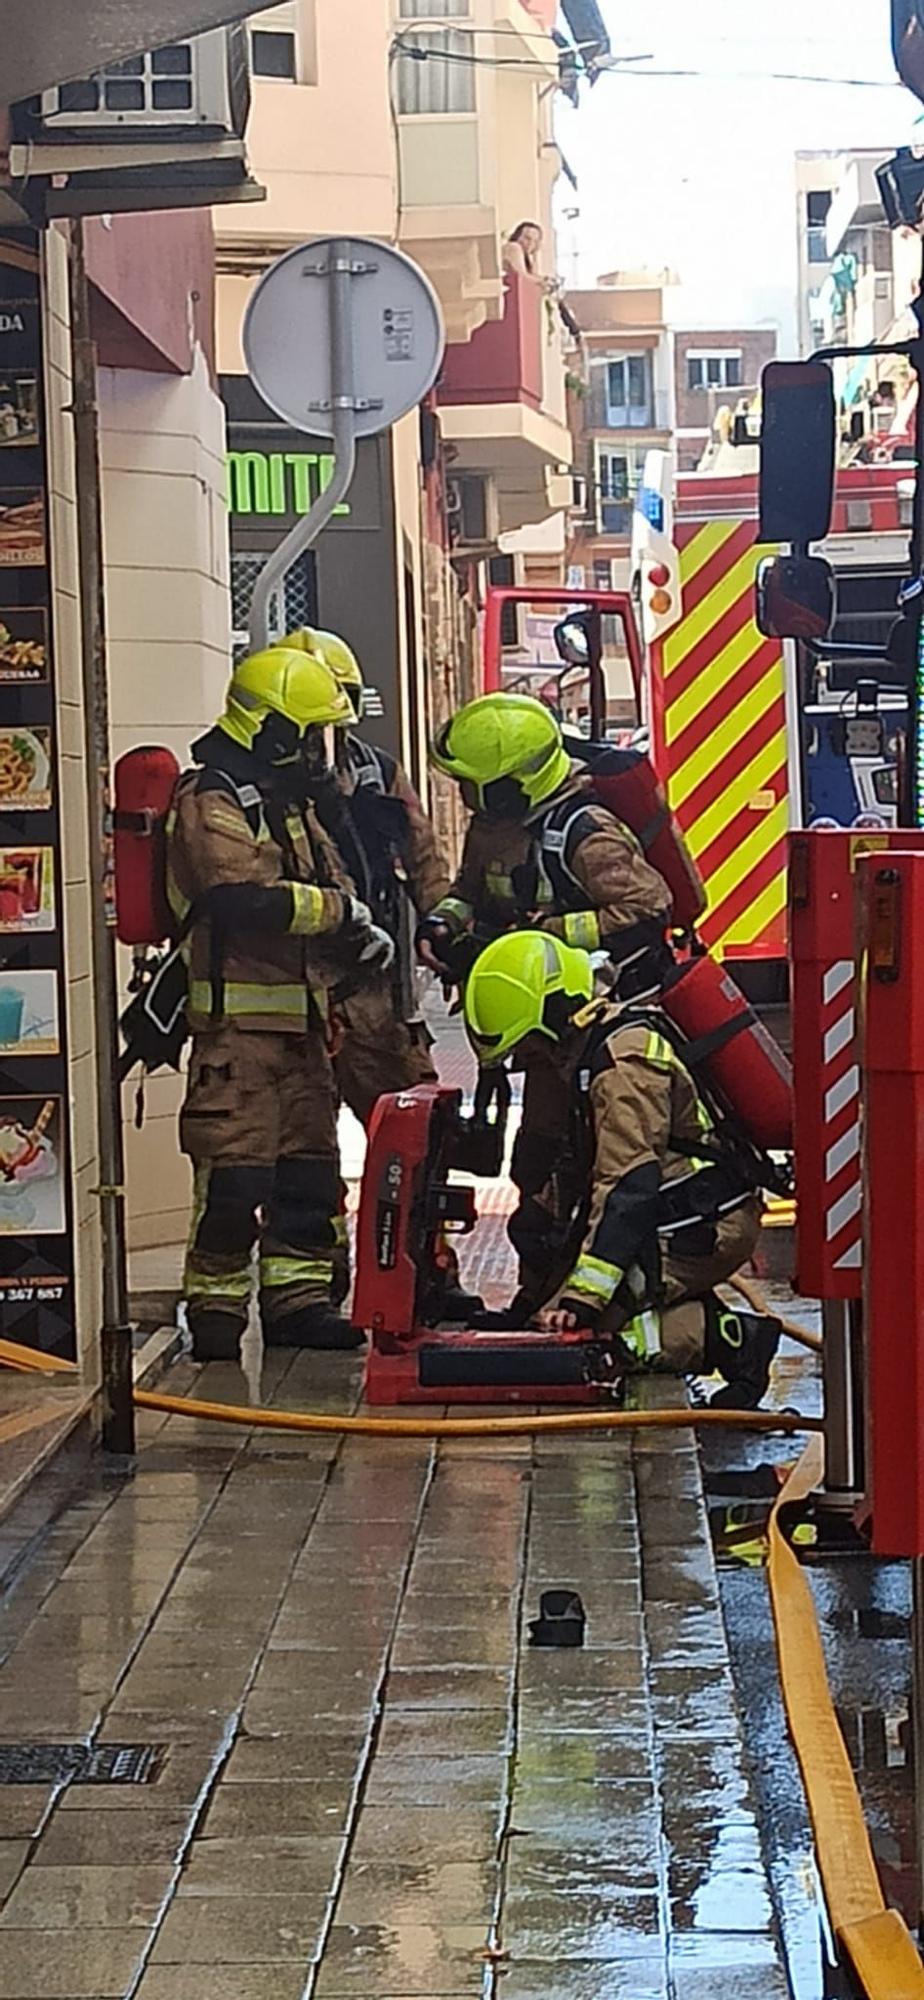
[759,361,836,545]
[553,614,592,668]
[756,553,836,642]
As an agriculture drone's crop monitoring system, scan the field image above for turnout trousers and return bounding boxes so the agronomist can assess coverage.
[180,1023,340,1339]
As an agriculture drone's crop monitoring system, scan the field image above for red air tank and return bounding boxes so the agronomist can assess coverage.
[113,745,181,947]
[567,741,706,928]
[660,955,793,1152]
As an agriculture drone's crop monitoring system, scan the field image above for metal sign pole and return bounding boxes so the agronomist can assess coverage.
[248,240,359,653]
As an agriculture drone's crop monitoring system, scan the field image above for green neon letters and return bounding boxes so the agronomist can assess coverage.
[227,450,351,518]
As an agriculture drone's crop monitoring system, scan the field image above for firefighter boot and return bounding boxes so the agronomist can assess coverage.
[262,1303,365,1352]
[704,1295,782,1410]
[188,1308,245,1364]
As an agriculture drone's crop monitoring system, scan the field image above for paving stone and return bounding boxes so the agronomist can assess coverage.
[349,1805,500,1865]
[178,1835,344,1898]
[384,1666,512,1710]
[502,1882,663,1959]
[336,1859,496,1926]
[244,1685,377,1732]
[669,1930,790,1995]
[0,1926,147,1996]
[363,1755,505,1808]
[0,1861,173,1929]
[518,1648,646,1695]
[0,1790,54,1841]
[203,1781,354,1840]
[507,1781,660,1885]
[313,1922,489,1995]
[221,1733,365,1785]
[377,1708,510,1760]
[32,1809,189,1868]
[0,1848,26,1904]
[152,1891,330,1962]
[513,1732,652,1784]
[493,1959,667,1998]
[135,1969,310,1999]
[390,1624,515,1669]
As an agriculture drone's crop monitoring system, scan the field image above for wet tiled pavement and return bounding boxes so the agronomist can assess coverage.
[0,1326,803,2000]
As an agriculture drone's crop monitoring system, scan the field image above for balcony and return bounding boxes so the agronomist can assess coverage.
[437,272,573,536]
[440,270,543,412]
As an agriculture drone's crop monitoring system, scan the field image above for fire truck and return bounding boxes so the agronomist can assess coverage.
[481,455,911,991]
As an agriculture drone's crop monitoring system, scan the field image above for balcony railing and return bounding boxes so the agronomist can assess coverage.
[438,270,543,411]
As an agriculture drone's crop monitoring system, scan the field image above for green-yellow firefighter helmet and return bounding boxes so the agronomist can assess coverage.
[431,693,570,817]
[279,626,364,721]
[219,647,353,754]
[464,930,593,1067]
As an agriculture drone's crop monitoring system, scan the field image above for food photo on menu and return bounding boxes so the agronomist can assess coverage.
[0,970,59,1057]
[0,849,55,932]
[0,489,44,565]
[0,609,47,683]
[0,725,51,810]
[0,1096,65,1235]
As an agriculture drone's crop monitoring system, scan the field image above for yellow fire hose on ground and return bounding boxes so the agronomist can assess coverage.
[4,1323,921,1992]
[768,1440,924,1996]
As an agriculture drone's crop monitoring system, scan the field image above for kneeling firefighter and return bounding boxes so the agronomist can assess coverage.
[463,930,782,1408]
[278,627,451,1123]
[166,646,395,1361]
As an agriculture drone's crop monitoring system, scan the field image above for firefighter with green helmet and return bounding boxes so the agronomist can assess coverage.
[420,690,675,1295]
[166,645,395,1361]
[278,626,451,1124]
[462,929,781,1408]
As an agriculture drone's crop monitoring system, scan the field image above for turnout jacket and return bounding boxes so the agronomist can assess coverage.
[540,1003,754,1320]
[431,765,672,956]
[166,730,354,1036]
[324,734,450,919]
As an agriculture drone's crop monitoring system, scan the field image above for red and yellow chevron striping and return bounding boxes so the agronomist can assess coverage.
[658,519,788,959]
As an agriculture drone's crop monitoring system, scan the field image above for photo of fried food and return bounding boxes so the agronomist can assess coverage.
[0,732,36,800]
[0,611,47,679]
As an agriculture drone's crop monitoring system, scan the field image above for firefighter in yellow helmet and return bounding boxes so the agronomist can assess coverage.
[421,691,674,1276]
[463,931,781,1408]
[278,627,451,1125]
[167,646,395,1361]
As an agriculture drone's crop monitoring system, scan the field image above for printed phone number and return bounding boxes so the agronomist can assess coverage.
[1,1285,66,1303]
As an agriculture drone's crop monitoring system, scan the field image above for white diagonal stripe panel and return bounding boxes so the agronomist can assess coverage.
[825,1123,860,1182]
[825,1180,862,1240]
[833,1240,862,1269]
[823,1009,855,1065]
[824,1065,860,1124]
[823,959,853,1005]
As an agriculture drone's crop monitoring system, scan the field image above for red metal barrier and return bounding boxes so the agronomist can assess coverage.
[789,830,924,1302]
[860,848,924,1558]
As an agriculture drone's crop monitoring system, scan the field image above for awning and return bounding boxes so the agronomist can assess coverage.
[560,0,611,72]
[1,0,272,106]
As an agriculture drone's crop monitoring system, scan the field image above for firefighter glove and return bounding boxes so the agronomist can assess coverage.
[343,896,396,971]
[415,913,457,968]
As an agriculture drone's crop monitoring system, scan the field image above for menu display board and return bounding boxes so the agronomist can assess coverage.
[0,231,76,1358]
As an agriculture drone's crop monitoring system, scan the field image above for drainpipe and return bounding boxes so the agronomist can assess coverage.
[67,219,135,1456]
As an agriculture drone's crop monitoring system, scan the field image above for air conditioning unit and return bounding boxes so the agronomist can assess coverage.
[446,474,499,548]
[12,26,250,144]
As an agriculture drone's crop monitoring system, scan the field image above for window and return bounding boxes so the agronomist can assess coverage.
[399,0,469,12]
[598,353,652,428]
[250,5,299,80]
[806,189,832,226]
[593,558,614,590]
[596,446,640,536]
[686,350,742,393]
[251,30,296,76]
[394,28,475,112]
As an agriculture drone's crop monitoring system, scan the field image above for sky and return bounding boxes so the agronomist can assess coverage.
[555,0,922,348]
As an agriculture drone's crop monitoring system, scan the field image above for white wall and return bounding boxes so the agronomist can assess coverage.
[98,350,231,1253]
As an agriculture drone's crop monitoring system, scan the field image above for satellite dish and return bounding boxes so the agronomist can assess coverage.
[243,234,445,442]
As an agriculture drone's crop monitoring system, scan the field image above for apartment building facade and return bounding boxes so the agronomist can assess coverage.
[563,273,673,591]
[672,327,777,474]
